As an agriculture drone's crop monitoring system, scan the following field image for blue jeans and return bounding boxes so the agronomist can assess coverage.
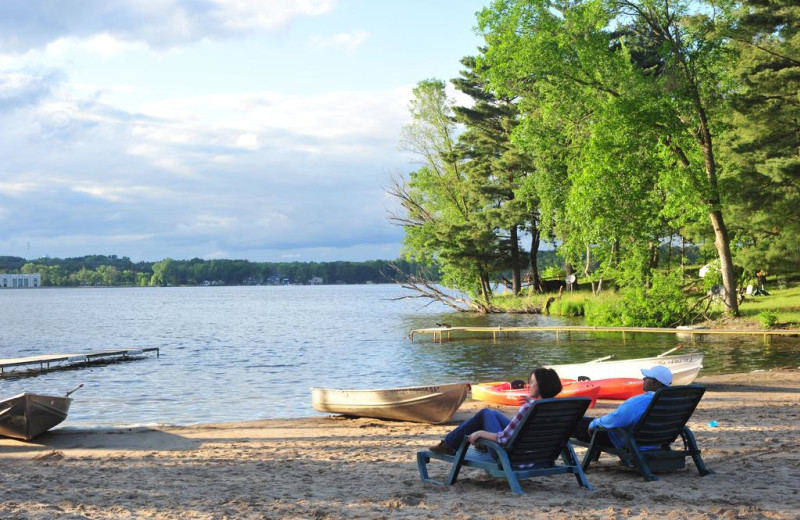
[444,408,510,450]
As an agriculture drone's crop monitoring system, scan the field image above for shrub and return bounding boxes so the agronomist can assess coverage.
[585,300,623,326]
[758,310,778,328]
[541,265,565,280]
[586,271,688,327]
[560,301,585,317]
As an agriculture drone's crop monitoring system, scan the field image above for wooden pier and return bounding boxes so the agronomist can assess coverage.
[409,325,799,343]
[0,348,160,378]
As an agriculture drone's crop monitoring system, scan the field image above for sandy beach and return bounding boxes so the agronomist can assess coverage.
[1,370,798,520]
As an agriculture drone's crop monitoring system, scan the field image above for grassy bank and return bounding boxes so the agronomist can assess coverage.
[491,282,800,330]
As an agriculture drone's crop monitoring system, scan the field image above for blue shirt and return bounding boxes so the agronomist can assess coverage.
[589,392,654,447]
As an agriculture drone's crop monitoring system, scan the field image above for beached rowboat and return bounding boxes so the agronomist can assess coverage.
[546,353,704,386]
[311,382,469,424]
[0,393,73,441]
[471,380,600,408]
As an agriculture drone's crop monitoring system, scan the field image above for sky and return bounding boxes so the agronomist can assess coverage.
[0,0,488,263]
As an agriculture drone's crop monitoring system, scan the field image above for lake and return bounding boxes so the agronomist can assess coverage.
[1,285,797,428]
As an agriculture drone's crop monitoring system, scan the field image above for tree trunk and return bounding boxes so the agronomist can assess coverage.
[510,225,521,295]
[665,234,672,270]
[529,220,542,292]
[585,244,594,294]
[681,235,686,277]
[709,210,739,314]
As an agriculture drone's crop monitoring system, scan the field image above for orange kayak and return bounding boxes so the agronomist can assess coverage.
[563,378,644,400]
[471,380,599,408]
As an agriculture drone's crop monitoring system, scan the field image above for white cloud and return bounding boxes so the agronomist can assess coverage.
[0,68,407,261]
[309,30,369,53]
[71,185,161,203]
[212,0,335,31]
[0,0,337,54]
[0,181,40,196]
[234,133,260,150]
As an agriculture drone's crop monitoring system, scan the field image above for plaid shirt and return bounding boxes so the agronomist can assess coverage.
[496,398,534,445]
[494,399,541,469]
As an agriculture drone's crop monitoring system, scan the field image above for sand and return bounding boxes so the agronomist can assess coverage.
[1,370,798,520]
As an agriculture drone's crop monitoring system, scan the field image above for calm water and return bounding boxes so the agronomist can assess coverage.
[1,285,798,428]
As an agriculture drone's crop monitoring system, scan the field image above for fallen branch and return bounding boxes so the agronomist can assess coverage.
[383,264,488,313]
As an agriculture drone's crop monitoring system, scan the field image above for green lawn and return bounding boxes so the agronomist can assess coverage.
[736,284,800,328]
[490,282,800,329]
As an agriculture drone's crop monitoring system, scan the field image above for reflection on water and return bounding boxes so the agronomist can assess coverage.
[0,285,797,427]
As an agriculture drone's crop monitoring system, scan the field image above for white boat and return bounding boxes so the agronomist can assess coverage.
[546,353,704,386]
[311,382,469,424]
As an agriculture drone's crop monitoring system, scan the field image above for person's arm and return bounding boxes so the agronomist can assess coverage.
[589,393,651,432]
[468,430,498,444]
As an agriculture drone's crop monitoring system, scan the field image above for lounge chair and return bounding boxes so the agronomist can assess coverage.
[577,385,713,481]
[416,397,593,494]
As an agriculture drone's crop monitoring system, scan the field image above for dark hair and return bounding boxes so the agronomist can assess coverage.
[530,368,562,398]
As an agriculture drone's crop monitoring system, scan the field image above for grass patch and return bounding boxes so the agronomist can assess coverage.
[490,282,800,329]
[737,284,800,328]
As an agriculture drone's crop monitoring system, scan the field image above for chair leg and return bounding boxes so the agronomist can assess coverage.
[581,433,601,471]
[681,427,714,477]
[445,438,471,486]
[564,444,595,490]
[417,451,437,484]
[493,446,525,494]
[624,437,658,481]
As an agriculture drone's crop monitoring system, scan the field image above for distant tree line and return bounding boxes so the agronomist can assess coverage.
[0,255,438,287]
[0,247,702,289]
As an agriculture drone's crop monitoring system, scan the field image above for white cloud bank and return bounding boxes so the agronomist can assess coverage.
[0,0,336,53]
[0,68,408,261]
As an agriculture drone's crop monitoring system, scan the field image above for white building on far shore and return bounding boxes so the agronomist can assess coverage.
[0,273,41,288]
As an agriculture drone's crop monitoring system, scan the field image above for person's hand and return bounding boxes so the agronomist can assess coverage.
[468,431,484,444]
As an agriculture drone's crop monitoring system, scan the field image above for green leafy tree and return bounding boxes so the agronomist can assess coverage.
[389,79,500,309]
[721,0,800,274]
[452,55,536,294]
[150,258,176,286]
[478,0,742,313]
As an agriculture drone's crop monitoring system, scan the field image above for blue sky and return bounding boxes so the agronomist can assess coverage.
[0,0,487,262]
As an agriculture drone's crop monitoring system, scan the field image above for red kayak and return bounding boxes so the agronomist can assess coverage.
[563,378,644,400]
[472,380,599,408]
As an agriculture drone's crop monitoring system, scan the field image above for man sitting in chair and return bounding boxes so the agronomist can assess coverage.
[572,365,672,448]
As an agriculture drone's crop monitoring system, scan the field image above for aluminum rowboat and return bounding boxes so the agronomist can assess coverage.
[546,353,704,386]
[311,382,469,423]
[0,393,72,441]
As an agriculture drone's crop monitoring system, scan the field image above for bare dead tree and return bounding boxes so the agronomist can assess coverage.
[384,263,488,312]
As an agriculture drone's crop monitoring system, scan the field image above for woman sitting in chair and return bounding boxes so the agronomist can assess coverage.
[429,368,562,455]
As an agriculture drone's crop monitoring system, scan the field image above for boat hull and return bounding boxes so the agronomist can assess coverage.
[0,393,72,441]
[564,378,645,400]
[311,383,469,424]
[546,353,704,386]
[471,381,600,408]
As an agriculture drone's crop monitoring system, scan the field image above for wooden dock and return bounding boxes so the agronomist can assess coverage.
[409,325,799,343]
[0,348,160,378]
